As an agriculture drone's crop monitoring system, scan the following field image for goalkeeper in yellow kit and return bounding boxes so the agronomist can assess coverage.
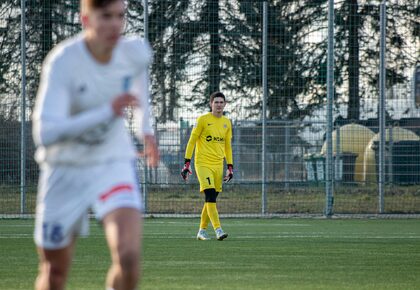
[181,92,233,241]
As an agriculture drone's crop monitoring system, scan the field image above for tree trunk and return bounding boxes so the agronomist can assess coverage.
[347,0,360,120]
[208,0,220,95]
[41,0,53,60]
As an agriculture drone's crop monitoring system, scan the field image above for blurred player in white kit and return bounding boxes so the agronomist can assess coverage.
[31,0,159,289]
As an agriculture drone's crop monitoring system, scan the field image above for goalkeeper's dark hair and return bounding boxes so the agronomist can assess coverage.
[210,91,226,103]
[81,0,122,12]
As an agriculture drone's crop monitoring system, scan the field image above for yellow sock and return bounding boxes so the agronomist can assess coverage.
[200,203,210,230]
[206,202,221,229]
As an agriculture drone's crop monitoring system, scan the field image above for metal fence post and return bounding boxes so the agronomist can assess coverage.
[284,122,290,190]
[233,120,241,181]
[143,0,148,38]
[378,1,386,214]
[261,1,268,215]
[143,0,149,213]
[389,125,393,183]
[20,0,27,215]
[325,0,335,217]
[335,125,341,181]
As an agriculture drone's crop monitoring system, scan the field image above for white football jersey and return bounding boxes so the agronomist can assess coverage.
[33,34,154,166]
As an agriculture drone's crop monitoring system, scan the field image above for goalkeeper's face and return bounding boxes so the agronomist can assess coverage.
[81,0,125,50]
[211,97,226,116]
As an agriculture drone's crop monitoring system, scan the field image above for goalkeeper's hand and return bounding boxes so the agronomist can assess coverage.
[181,159,192,181]
[223,164,233,183]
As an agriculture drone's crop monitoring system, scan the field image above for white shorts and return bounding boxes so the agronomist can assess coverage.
[34,160,143,250]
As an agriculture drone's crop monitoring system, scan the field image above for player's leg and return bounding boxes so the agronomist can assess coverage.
[196,202,211,240]
[200,203,210,230]
[204,188,222,230]
[197,201,211,240]
[210,165,228,240]
[103,208,142,290]
[35,240,75,290]
[34,165,92,289]
[204,188,227,240]
[92,160,144,290]
[195,166,215,240]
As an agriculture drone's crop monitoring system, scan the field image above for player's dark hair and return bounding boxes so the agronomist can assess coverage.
[210,91,226,103]
[81,0,122,11]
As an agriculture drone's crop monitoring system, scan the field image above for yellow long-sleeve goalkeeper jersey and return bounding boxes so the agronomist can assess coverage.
[185,112,233,166]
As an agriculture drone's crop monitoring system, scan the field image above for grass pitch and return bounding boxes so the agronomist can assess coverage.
[0,218,419,290]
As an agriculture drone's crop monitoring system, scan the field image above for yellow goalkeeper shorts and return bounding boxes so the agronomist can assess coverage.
[195,164,224,192]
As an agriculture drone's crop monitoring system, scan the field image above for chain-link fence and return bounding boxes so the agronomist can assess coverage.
[1,0,419,217]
